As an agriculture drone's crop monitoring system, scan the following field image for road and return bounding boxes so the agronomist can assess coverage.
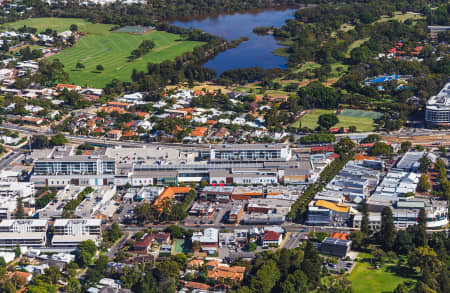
[121,221,448,234]
[106,231,133,259]
[5,122,450,149]
[0,148,23,170]
[0,123,210,148]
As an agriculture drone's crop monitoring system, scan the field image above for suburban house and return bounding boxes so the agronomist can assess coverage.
[261,230,282,247]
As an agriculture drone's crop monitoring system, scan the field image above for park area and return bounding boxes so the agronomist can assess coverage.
[3,18,204,88]
[293,109,382,132]
[348,259,416,292]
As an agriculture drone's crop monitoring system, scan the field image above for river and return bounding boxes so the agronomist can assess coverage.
[171,8,297,76]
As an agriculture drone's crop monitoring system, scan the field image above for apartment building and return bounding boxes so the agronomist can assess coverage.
[31,146,115,187]
[425,82,450,126]
[0,219,48,247]
[52,218,102,247]
[210,144,291,162]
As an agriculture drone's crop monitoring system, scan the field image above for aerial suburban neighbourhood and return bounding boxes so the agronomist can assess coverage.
[0,0,448,293]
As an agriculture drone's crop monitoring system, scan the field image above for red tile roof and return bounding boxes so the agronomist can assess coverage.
[135,234,153,249]
[262,231,280,241]
[330,232,349,240]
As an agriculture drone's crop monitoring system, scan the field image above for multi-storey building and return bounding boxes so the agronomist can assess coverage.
[52,218,102,247]
[425,82,450,126]
[0,219,48,247]
[31,146,115,187]
[209,144,291,162]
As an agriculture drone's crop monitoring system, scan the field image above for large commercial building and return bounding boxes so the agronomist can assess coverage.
[354,199,448,229]
[31,146,115,187]
[209,144,291,162]
[425,82,450,126]
[52,219,102,247]
[31,144,323,186]
[0,219,48,247]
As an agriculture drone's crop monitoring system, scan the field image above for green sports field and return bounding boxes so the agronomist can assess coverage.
[349,262,416,293]
[4,18,204,88]
[292,109,380,131]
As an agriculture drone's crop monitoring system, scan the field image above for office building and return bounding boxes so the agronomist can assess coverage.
[320,237,352,258]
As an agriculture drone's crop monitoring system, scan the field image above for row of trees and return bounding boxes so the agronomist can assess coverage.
[30,134,68,149]
[129,39,155,60]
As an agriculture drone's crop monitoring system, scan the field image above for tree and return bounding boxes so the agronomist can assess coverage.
[369,142,392,156]
[361,134,381,143]
[70,24,78,32]
[393,283,409,293]
[400,141,412,153]
[45,266,61,285]
[14,244,21,258]
[435,158,447,180]
[67,277,81,293]
[2,280,16,293]
[301,241,321,288]
[50,134,67,146]
[15,198,25,219]
[438,265,449,293]
[0,257,6,279]
[334,137,355,156]
[281,270,308,293]
[75,62,85,70]
[360,202,369,234]
[408,246,441,274]
[417,174,430,193]
[350,231,365,250]
[245,241,257,251]
[408,209,428,248]
[110,222,122,241]
[394,230,414,255]
[31,135,49,149]
[380,207,396,251]
[251,260,281,293]
[96,64,104,72]
[419,155,432,173]
[318,113,339,129]
[200,180,208,188]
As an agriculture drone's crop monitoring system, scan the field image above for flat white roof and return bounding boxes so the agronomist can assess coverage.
[54,218,101,226]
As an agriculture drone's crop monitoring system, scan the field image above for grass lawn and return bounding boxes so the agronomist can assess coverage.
[340,23,355,32]
[298,62,321,72]
[349,261,416,293]
[4,18,204,88]
[2,17,92,33]
[293,109,377,131]
[375,12,424,24]
[346,37,370,55]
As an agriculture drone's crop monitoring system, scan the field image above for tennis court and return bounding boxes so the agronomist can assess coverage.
[114,26,154,34]
[339,109,383,119]
[173,239,192,254]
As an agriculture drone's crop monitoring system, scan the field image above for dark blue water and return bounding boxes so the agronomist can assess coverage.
[171,8,296,75]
